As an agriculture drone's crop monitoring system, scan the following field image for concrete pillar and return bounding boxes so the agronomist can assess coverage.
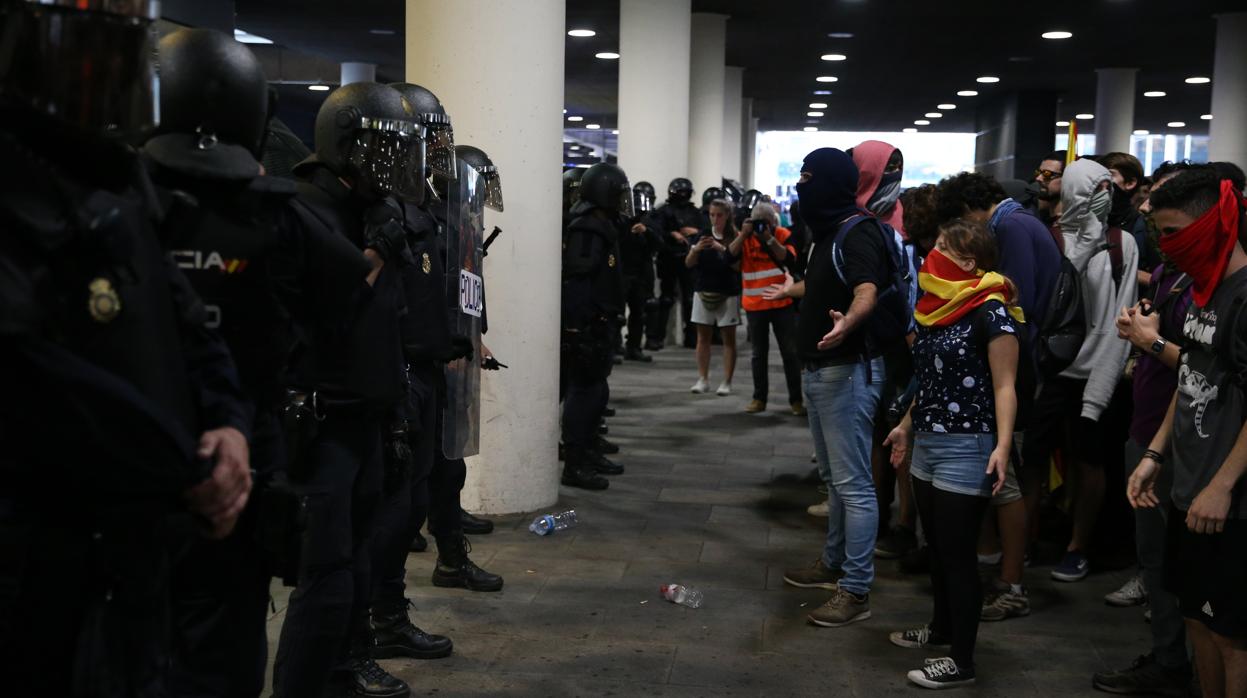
[744,115,758,190]
[340,61,376,85]
[687,12,727,193]
[405,0,564,514]
[1093,68,1137,155]
[1211,12,1247,167]
[720,66,743,182]
[618,0,691,190]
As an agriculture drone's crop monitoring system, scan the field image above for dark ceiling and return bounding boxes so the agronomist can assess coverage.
[236,0,1237,139]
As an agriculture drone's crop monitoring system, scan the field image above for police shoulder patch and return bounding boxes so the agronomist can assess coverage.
[88,277,122,323]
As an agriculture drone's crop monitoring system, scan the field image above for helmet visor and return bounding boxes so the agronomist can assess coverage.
[477,165,504,212]
[0,3,159,135]
[618,183,634,219]
[421,113,457,181]
[633,190,653,213]
[345,119,426,204]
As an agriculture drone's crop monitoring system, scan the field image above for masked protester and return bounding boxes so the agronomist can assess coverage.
[644,177,703,350]
[0,4,252,695]
[561,162,633,490]
[851,141,906,237]
[1128,166,1247,698]
[272,81,418,698]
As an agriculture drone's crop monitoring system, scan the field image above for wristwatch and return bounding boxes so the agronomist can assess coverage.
[1151,337,1167,355]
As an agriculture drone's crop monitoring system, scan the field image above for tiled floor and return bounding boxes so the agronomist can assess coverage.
[266,343,1149,696]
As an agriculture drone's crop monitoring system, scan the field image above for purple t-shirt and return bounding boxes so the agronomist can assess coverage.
[1129,266,1193,445]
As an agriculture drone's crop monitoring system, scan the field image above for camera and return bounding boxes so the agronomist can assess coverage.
[749,218,770,235]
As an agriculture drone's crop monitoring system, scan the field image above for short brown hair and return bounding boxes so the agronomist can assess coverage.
[1098,152,1144,187]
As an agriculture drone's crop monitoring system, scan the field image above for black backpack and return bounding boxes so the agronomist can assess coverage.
[1033,224,1125,377]
[830,214,917,354]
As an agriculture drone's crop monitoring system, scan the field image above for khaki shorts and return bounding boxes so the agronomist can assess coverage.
[991,432,1023,505]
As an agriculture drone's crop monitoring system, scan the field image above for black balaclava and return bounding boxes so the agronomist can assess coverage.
[794,147,860,241]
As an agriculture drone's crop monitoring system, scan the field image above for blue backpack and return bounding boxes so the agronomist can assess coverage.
[830,214,918,351]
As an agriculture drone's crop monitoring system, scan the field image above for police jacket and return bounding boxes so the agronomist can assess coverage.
[618,214,663,279]
[0,106,248,502]
[288,159,408,411]
[562,202,625,329]
[645,200,705,255]
[398,201,454,365]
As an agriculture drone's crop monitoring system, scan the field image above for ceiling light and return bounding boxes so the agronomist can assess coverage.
[567,29,596,37]
[803,127,818,132]
[612,129,619,134]
[813,90,833,95]
[807,111,825,117]
[809,102,828,108]
[816,76,838,83]
[914,120,930,126]
[308,85,330,92]
[957,90,979,97]
[1168,121,1186,128]
[976,76,1000,83]
[595,52,620,60]
[924,112,943,118]
[937,104,956,110]
[234,29,273,44]
[1041,30,1073,39]
[1201,114,1213,120]
[586,123,601,129]
[567,115,583,122]
[1133,129,1150,135]
[562,108,567,114]
[1185,76,1211,84]
[902,128,918,133]
[827,32,854,38]
[369,28,396,36]
[1143,91,1166,97]
[821,53,847,61]
[1076,113,1094,120]
[1055,121,1070,127]
[568,145,580,151]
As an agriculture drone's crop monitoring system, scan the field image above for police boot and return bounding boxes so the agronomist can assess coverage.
[460,510,495,535]
[339,657,410,697]
[432,536,504,592]
[595,436,620,455]
[625,345,653,362]
[410,530,428,553]
[371,600,453,660]
[562,447,609,490]
[588,449,624,476]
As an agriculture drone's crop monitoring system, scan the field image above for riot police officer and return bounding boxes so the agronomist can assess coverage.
[701,186,727,212]
[0,4,251,695]
[272,82,418,698]
[563,167,586,227]
[561,162,633,489]
[423,143,506,592]
[620,182,661,362]
[644,177,702,350]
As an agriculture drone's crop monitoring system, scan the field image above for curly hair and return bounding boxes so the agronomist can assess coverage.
[938,218,1020,310]
[934,172,1008,224]
[1148,165,1222,220]
[901,184,940,251]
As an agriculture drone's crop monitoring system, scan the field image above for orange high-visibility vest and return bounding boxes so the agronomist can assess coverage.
[740,226,796,312]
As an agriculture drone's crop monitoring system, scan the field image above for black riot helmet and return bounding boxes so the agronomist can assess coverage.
[313,82,426,203]
[563,167,586,213]
[581,163,633,217]
[668,177,694,203]
[456,145,504,212]
[741,189,764,213]
[144,28,271,180]
[701,186,726,208]
[388,82,456,181]
[633,180,656,214]
[0,0,160,136]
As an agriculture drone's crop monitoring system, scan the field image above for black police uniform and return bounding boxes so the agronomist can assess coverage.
[562,201,626,487]
[645,199,703,349]
[619,213,662,356]
[271,160,408,697]
[0,104,250,698]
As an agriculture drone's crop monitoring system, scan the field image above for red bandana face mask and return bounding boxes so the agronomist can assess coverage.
[1158,180,1243,307]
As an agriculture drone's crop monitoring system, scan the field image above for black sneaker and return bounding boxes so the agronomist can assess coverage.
[1092,653,1191,696]
[889,625,951,649]
[340,657,410,697]
[907,657,975,689]
[875,526,918,559]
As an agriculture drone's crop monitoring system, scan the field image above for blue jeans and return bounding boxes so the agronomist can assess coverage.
[911,432,997,498]
[803,357,885,596]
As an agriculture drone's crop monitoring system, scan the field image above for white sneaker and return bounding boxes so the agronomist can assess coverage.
[807,502,829,517]
[690,378,708,394]
[1105,573,1148,607]
[716,382,732,396]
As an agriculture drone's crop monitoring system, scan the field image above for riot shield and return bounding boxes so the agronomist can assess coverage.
[442,160,485,458]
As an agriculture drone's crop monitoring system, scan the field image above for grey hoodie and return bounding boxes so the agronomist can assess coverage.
[1058,158,1139,421]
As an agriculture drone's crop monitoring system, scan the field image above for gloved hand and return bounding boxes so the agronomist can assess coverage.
[449,335,475,362]
[363,199,409,264]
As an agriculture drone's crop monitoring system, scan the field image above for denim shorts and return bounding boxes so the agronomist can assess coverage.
[911,431,997,498]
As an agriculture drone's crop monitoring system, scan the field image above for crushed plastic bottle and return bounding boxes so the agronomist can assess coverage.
[529,509,578,536]
[660,584,704,609]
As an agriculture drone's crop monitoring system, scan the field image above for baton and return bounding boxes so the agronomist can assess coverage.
[483,226,503,253]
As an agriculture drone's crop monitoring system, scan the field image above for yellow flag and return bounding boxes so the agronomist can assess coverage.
[1066,121,1078,165]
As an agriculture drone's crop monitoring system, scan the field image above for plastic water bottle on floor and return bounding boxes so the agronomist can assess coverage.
[529,510,578,536]
[660,584,704,609]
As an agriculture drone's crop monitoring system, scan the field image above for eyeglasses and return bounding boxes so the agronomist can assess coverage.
[1033,168,1062,182]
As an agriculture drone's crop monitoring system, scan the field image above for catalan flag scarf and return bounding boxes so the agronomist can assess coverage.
[914,248,1026,328]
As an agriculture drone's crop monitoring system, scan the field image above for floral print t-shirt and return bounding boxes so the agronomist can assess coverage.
[912,300,1018,434]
